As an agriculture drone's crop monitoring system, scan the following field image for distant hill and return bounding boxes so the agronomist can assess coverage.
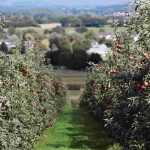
[0,3,128,15]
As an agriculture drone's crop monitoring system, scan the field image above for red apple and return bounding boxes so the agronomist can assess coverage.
[144,81,149,87]
[143,52,150,59]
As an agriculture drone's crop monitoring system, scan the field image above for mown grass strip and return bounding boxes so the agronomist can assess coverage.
[34,104,122,150]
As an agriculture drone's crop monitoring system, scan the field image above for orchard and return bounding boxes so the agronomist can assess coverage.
[81,0,150,149]
[0,50,66,150]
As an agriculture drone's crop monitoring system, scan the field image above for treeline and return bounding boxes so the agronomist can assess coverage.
[45,33,102,70]
[60,15,108,27]
[4,13,109,28]
[45,49,102,70]
[5,15,38,28]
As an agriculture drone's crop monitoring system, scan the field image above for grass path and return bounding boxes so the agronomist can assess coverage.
[34,70,121,150]
[34,104,121,150]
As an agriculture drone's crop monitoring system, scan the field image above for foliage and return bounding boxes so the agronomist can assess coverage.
[105,39,113,48]
[70,49,88,70]
[88,53,103,64]
[60,16,81,27]
[46,33,93,70]
[8,27,16,35]
[81,0,150,149]
[60,15,108,27]
[76,26,88,33]
[0,50,66,150]
[98,37,106,44]
[84,30,97,40]
[79,15,107,27]
[45,27,65,34]
[8,16,38,28]
[0,42,9,54]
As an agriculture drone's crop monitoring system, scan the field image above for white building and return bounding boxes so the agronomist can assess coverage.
[40,23,62,30]
[113,12,129,17]
[87,41,110,57]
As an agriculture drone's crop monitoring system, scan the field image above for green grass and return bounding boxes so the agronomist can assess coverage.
[16,26,43,33]
[16,24,126,38]
[34,69,122,150]
[34,105,121,150]
[95,25,126,33]
[65,25,126,34]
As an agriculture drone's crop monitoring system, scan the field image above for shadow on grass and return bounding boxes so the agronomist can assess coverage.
[60,106,114,150]
[34,104,118,150]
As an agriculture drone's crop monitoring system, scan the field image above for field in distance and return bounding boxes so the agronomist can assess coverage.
[16,23,126,34]
[54,69,87,101]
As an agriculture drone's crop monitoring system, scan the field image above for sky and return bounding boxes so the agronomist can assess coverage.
[0,0,129,7]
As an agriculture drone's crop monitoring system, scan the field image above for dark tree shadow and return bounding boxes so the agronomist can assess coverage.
[66,106,115,150]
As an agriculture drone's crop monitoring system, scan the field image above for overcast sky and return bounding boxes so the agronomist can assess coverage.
[0,0,129,6]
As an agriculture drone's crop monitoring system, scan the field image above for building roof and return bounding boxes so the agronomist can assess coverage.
[87,41,110,57]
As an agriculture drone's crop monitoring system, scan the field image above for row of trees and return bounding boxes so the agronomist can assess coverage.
[0,47,66,149]
[81,0,150,149]
[4,15,38,28]
[60,15,108,27]
[45,50,102,70]
[4,12,108,28]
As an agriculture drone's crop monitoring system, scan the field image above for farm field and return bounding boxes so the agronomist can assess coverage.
[0,0,148,149]
[65,25,127,34]
[54,69,86,86]
[16,23,61,34]
[54,69,86,101]
[16,24,126,34]
[16,26,43,33]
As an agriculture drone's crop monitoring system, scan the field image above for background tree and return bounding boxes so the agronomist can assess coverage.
[8,27,16,35]
[21,43,26,54]
[105,39,113,47]
[0,42,8,54]
[70,49,88,70]
[88,53,102,64]
[76,26,88,33]
[47,32,92,70]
